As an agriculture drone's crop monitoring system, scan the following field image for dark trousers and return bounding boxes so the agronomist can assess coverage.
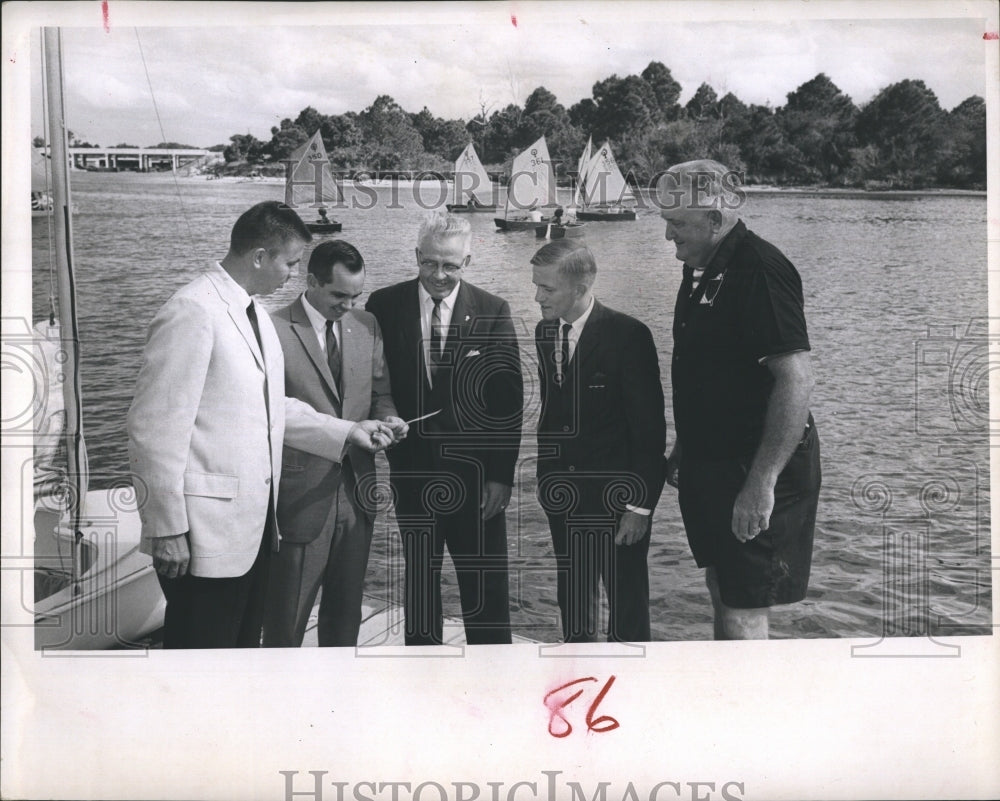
[156,523,272,649]
[262,482,372,647]
[546,511,651,643]
[395,480,511,646]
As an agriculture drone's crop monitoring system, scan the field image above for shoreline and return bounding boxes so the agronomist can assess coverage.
[71,170,987,198]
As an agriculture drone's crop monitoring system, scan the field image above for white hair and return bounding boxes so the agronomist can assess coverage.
[656,159,744,225]
[417,211,471,249]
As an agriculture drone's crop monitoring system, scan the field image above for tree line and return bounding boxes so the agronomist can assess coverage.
[85,62,993,189]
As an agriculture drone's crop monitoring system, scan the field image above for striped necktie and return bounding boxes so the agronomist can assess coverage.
[325,319,341,391]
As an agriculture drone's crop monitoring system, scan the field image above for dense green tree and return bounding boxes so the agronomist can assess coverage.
[590,74,658,142]
[483,103,523,164]
[777,73,858,183]
[224,133,265,164]
[357,95,425,170]
[855,79,947,188]
[641,61,682,122]
[267,118,309,162]
[685,83,720,121]
[411,107,469,162]
[936,95,986,188]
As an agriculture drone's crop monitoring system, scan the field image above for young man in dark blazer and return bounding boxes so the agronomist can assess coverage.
[532,240,667,642]
[366,212,523,645]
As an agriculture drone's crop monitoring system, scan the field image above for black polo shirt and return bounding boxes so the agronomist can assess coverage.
[671,220,810,461]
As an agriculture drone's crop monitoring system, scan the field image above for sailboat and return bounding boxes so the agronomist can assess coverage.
[31,28,165,649]
[575,140,637,222]
[446,142,497,212]
[284,130,343,234]
[494,136,558,232]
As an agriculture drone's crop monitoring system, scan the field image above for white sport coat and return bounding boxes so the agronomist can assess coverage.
[127,263,355,577]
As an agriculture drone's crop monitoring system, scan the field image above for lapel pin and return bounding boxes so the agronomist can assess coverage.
[464,315,470,322]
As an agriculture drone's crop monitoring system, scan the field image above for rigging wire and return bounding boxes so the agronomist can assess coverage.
[134,27,195,241]
[39,32,58,326]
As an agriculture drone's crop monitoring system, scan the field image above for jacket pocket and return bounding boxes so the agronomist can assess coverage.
[183,471,239,499]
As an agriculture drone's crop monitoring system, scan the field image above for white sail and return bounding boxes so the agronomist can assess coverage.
[284,130,343,208]
[583,141,634,207]
[453,143,494,205]
[506,136,556,217]
[573,136,593,208]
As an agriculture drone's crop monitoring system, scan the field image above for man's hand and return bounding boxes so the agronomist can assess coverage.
[615,510,650,546]
[731,474,775,543]
[152,532,190,579]
[481,480,512,521]
[349,420,393,452]
[381,415,409,444]
[665,442,681,489]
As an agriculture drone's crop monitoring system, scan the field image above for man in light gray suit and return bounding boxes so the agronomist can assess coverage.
[263,240,408,647]
[128,202,392,649]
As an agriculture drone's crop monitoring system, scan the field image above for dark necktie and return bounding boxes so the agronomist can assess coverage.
[246,300,263,352]
[325,319,341,390]
[430,297,444,382]
[555,322,572,386]
[246,301,270,418]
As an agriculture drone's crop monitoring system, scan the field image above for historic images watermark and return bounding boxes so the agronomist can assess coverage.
[848,317,996,657]
[281,161,748,213]
[279,770,747,801]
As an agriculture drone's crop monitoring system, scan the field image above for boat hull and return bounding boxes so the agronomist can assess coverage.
[535,222,587,239]
[447,204,498,213]
[495,217,551,232]
[307,222,343,234]
[576,209,636,222]
[34,488,166,650]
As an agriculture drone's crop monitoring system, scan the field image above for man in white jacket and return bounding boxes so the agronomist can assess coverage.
[127,201,391,648]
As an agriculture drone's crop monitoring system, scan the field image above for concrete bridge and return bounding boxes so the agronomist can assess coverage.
[68,146,214,172]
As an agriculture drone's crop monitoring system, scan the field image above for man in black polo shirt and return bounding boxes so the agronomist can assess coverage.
[657,159,821,640]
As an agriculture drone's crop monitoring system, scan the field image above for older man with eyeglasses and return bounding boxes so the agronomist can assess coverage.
[366,212,523,645]
[658,159,821,640]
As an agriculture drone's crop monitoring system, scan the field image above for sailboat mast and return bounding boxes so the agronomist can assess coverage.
[43,27,88,574]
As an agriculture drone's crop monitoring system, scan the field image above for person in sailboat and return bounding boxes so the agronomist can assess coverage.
[316,207,332,225]
[532,240,667,642]
[262,239,408,648]
[366,212,523,645]
[657,159,821,641]
[127,201,393,649]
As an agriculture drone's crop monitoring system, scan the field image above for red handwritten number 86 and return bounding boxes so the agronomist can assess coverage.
[544,676,620,738]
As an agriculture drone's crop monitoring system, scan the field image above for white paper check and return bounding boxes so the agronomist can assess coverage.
[404,409,442,425]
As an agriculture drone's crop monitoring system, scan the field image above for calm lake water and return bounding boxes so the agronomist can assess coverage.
[30,172,992,642]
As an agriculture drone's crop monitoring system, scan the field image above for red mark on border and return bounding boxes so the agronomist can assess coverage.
[102,1,110,33]
[511,15,518,28]
[984,32,999,40]
[544,675,620,738]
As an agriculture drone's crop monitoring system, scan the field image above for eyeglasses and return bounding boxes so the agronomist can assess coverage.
[418,254,469,273]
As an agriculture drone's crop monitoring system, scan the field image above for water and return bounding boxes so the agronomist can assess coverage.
[30,173,992,641]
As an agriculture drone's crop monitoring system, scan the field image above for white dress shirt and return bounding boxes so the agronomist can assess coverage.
[418,280,461,384]
[301,293,341,353]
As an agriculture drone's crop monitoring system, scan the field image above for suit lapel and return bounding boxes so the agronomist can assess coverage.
[572,300,605,375]
[208,269,264,371]
[289,297,340,402]
[451,282,475,344]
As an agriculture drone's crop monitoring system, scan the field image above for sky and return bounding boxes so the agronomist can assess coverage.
[15,2,995,149]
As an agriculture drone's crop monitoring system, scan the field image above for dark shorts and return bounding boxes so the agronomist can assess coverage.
[679,422,821,609]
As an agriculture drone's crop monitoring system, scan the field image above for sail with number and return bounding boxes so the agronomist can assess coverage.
[505,135,556,217]
[284,130,343,209]
[582,141,633,208]
[452,143,494,206]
